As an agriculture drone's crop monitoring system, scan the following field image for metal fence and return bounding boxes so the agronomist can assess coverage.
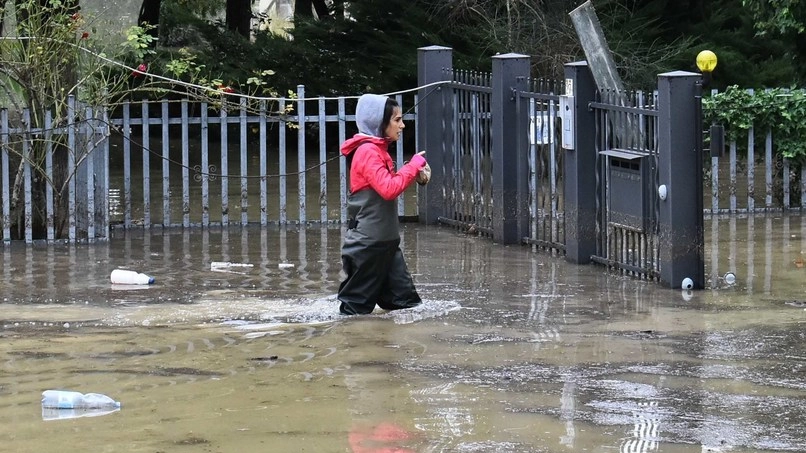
[519,79,565,253]
[430,65,565,254]
[0,98,108,243]
[108,87,419,229]
[589,89,660,279]
[0,87,420,243]
[435,69,494,236]
[706,88,806,214]
[2,51,805,248]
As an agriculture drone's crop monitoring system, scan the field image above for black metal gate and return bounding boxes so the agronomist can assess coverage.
[517,79,565,254]
[589,90,661,280]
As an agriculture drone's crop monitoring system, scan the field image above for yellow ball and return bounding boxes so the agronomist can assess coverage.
[696,50,718,72]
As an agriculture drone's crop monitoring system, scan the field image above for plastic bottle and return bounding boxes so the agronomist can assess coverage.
[210,261,254,270]
[42,390,121,409]
[42,407,120,421]
[110,269,155,285]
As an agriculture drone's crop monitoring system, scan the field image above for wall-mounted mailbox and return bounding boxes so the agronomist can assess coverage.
[601,148,651,232]
[559,95,574,150]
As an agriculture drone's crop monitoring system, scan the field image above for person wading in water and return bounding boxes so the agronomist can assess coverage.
[337,94,430,315]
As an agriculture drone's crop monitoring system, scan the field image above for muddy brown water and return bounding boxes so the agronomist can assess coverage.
[0,217,804,453]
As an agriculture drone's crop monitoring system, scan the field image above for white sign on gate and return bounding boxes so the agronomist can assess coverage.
[530,112,549,145]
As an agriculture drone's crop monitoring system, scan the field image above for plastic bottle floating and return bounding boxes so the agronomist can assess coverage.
[41,390,121,421]
[110,269,155,285]
[210,261,254,270]
[42,407,120,421]
[42,390,121,409]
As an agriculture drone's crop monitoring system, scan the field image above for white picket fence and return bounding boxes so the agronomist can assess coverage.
[1,87,420,243]
[109,87,420,229]
[706,128,806,214]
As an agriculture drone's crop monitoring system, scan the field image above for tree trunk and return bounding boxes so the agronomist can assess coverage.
[295,0,314,19]
[294,0,330,20]
[333,0,344,18]
[312,0,329,18]
[226,0,252,36]
[138,0,161,46]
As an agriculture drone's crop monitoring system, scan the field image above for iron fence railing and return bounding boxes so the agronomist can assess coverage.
[107,87,420,230]
[519,78,565,254]
[2,82,804,246]
[437,69,494,237]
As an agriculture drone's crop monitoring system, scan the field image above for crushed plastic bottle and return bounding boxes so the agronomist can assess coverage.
[110,269,155,285]
[42,407,120,421]
[41,390,121,410]
[210,261,254,270]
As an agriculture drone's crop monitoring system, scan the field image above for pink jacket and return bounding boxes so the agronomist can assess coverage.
[340,134,421,200]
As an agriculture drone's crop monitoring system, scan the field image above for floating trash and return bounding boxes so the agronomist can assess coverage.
[723,272,736,285]
[211,261,254,270]
[681,277,694,290]
[110,269,155,285]
[42,407,120,421]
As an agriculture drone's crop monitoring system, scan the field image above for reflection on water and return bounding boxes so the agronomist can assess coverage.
[0,218,804,452]
[707,214,806,297]
[42,407,121,421]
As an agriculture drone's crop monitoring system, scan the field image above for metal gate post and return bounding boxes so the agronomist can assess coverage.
[657,71,705,289]
[97,107,110,241]
[491,53,530,244]
[563,61,598,264]
[417,45,453,225]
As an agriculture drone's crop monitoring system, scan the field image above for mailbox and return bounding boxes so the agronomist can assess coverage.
[601,148,651,232]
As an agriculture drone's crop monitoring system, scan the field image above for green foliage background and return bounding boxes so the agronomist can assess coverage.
[146,0,806,96]
[704,86,806,160]
[145,0,806,163]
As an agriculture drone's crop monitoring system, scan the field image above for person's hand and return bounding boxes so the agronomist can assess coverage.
[410,151,427,169]
[417,162,431,185]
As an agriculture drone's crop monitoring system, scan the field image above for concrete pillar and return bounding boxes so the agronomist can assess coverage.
[563,61,598,264]
[491,53,530,244]
[657,71,705,289]
[416,45,452,225]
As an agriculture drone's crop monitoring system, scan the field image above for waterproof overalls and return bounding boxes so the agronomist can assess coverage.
[337,94,424,315]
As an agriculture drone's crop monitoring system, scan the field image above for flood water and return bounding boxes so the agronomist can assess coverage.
[0,216,804,453]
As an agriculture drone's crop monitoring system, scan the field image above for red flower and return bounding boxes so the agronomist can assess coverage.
[132,63,148,78]
[219,84,235,93]
[69,13,82,30]
[81,31,89,39]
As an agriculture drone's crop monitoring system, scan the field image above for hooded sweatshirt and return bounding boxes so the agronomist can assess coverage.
[340,94,423,242]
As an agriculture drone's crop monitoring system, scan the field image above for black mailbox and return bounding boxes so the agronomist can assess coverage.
[601,149,651,232]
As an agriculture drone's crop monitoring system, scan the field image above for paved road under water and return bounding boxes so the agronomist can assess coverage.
[0,216,804,453]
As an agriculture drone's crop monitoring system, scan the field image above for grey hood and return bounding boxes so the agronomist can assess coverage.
[355,94,388,138]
